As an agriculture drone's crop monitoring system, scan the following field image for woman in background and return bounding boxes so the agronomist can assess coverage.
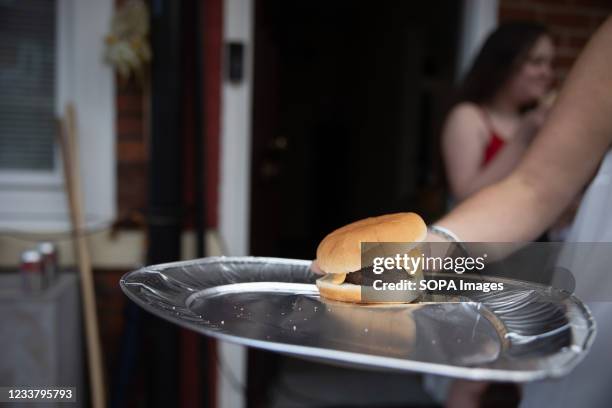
[315,16,612,407]
[442,22,555,202]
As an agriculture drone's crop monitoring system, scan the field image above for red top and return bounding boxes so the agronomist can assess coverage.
[483,132,505,165]
[480,108,506,166]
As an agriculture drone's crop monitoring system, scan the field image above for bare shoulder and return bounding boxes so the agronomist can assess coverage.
[444,102,488,142]
[447,102,486,126]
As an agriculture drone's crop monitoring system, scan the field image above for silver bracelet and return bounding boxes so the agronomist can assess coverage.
[428,225,469,256]
[429,225,461,242]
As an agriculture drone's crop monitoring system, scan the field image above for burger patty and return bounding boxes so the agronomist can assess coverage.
[344,266,411,285]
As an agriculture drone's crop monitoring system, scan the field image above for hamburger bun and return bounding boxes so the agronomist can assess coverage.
[315,212,427,303]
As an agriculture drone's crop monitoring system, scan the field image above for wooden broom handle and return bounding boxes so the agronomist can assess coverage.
[59,103,107,408]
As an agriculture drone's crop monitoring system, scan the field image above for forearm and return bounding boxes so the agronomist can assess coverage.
[437,16,612,242]
[438,174,550,242]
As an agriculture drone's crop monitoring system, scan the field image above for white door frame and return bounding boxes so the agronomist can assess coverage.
[457,0,499,80]
[215,1,499,407]
[217,0,254,407]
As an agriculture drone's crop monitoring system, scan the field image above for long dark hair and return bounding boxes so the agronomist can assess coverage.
[456,21,549,105]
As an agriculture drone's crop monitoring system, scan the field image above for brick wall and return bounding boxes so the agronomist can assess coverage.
[112,0,149,226]
[116,78,148,223]
[499,0,612,80]
[115,0,612,224]
[106,1,223,401]
[114,18,221,230]
[95,269,129,376]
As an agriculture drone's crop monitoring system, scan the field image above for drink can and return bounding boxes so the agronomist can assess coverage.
[20,250,43,292]
[38,241,58,287]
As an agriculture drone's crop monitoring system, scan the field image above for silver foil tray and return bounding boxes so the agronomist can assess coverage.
[119,256,596,382]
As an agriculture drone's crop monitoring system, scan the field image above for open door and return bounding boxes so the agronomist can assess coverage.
[248,1,460,406]
[250,0,459,258]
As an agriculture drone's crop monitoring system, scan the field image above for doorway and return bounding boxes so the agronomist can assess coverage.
[248,0,460,406]
[250,0,459,259]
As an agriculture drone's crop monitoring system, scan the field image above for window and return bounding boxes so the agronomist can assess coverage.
[0,0,116,231]
[0,0,56,171]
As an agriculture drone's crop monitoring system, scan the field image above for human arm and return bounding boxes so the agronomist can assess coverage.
[436,16,612,242]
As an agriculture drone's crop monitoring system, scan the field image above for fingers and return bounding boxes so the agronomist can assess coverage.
[540,89,558,109]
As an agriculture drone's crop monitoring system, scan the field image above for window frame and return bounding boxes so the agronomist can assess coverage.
[0,0,116,232]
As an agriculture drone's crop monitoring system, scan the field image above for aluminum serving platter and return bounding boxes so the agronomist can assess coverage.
[119,256,596,382]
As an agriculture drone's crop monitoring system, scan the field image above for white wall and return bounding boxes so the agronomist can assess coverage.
[457,0,499,80]
[219,0,254,258]
[218,0,255,407]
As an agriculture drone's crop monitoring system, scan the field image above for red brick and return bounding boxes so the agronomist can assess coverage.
[117,141,147,163]
[561,34,589,48]
[117,162,148,214]
[541,10,596,27]
[590,13,611,28]
[117,94,143,116]
[566,0,612,8]
[555,55,578,70]
[528,0,571,5]
[549,24,594,39]
[93,268,131,380]
[499,7,539,21]
[117,116,144,141]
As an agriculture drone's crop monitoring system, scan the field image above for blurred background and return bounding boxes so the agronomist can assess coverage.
[0,0,610,407]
